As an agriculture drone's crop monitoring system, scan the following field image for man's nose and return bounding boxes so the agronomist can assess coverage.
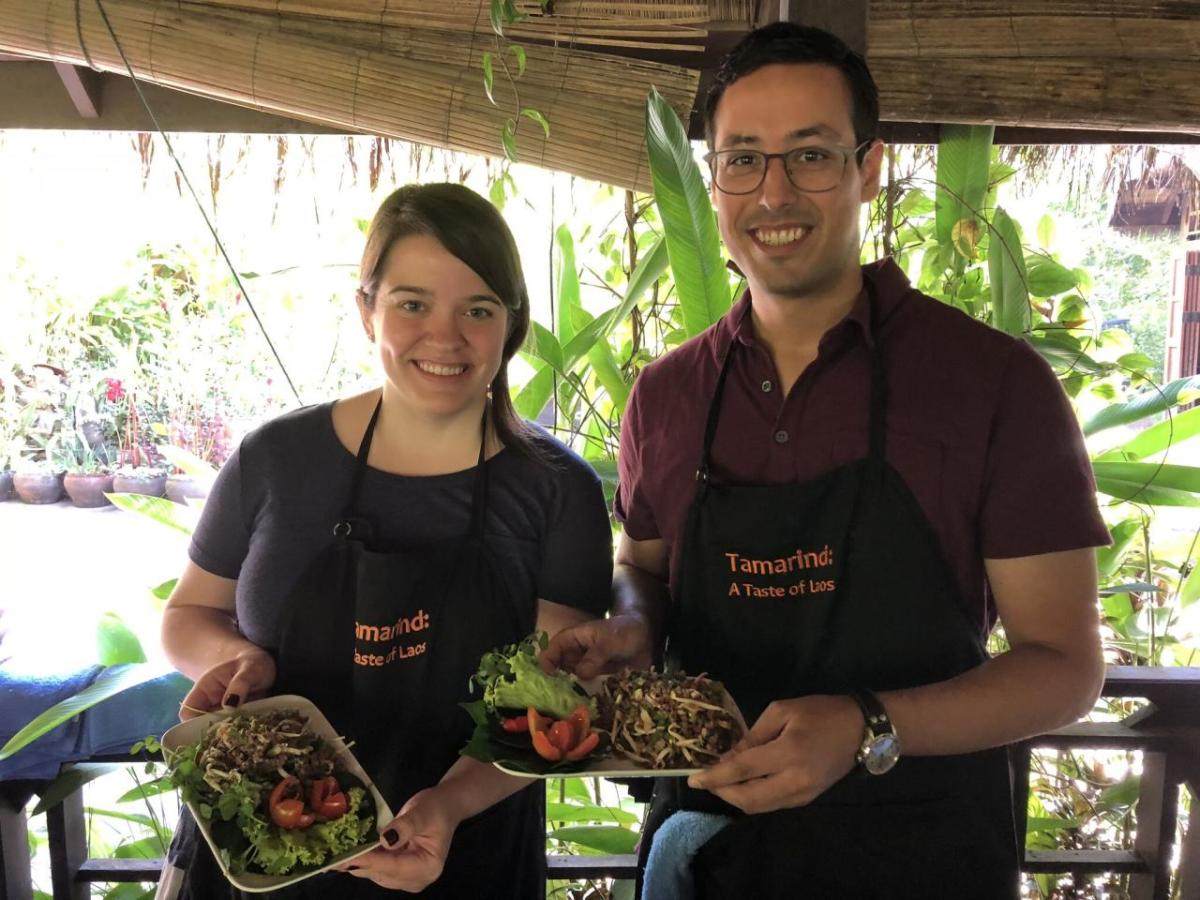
[759,156,799,209]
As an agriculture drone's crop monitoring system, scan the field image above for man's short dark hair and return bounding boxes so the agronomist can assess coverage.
[704,22,880,157]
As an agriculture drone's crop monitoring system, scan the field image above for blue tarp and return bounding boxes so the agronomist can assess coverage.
[0,663,191,780]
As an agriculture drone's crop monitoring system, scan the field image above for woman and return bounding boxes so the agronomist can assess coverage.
[157,183,614,899]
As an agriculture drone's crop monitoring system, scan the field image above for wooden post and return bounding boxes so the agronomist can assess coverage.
[1178,780,1200,900]
[0,784,36,900]
[1129,751,1179,900]
[46,789,88,900]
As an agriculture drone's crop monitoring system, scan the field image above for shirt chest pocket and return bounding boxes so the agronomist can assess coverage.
[832,429,946,529]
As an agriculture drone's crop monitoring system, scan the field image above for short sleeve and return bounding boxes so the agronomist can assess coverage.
[613,374,660,540]
[979,340,1111,559]
[535,456,614,617]
[188,444,252,579]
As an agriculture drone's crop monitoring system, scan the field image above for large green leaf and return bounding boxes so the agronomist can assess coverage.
[645,87,729,338]
[1025,255,1079,297]
[513,364,555,421]
[1102,405,1200,461]
[525,322,565,371]
[549,825,639,855]
[1083,375,1200,436]
[115,773,178,804]
[96,612,147,666]
[545,802,638,825]
[555,225,582,346]
[934,124,994,268]
[107,493,197,536]
[1026,333,1108,376]
[30,763,119,815]
[988,208,1030,336]
[1091,461,1200,507]
[1095,519,1141,580]
[0,665,165,760]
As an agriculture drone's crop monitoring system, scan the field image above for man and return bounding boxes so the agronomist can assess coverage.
[544,22,1109,899]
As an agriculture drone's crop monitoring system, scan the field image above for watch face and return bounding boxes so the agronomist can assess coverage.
[863,734,901,775]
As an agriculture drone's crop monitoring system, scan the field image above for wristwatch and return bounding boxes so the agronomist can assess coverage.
[849,689,901,776]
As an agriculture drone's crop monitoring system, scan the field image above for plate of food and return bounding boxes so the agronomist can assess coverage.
[459,633,746,778]
[161,695,392,892]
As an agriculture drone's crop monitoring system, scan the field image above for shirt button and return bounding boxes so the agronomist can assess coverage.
[774,430,789,444]
[761,380,773,393]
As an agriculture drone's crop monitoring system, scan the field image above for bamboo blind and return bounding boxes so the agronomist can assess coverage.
[177,0,756,51]
[869,0,1200,132]
[0,0,701,189]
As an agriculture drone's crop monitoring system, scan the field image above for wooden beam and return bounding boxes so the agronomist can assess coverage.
[765,0,869,57]
[52,63,100,119]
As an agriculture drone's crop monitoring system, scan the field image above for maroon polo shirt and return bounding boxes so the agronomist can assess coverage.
[615,258,1110,633]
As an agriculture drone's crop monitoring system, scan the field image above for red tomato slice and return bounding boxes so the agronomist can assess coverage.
[309,775,349,819]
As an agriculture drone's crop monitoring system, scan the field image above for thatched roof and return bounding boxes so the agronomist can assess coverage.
[0,1,1197,189]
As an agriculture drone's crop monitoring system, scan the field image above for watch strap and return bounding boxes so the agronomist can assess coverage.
[849,689,894,739]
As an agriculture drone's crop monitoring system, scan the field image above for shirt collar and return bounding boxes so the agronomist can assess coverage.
[715,258,913,358]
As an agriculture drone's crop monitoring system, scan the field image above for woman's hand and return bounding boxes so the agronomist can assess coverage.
[178,647,276,719]
[335,787,459,891]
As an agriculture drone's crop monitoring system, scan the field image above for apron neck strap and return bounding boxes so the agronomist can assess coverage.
[696,275,888,482]
[338,396,490,539]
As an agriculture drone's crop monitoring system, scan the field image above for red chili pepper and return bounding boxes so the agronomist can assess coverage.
[565,731,601,761]
[268,777,315,830]
[500,714,529,733]
[309,775,348,819]
[527,706,563,761]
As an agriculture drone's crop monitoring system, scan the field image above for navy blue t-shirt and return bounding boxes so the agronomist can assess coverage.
[189,403,613,650]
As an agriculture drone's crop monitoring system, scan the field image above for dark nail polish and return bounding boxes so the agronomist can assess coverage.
[383,828,399,847]
[224,694,240,708]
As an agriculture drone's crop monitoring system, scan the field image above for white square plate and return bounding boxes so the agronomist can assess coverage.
[161,694,393,893]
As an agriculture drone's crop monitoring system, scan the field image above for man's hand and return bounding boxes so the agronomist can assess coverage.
[178,648,275,720]
[539,614,655,679]
[335,787,457,891]
[686,695,863,814]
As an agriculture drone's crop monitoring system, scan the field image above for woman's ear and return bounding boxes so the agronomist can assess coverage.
[356,289,375,342]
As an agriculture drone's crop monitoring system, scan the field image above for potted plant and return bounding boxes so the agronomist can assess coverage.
[107,378,167,496]
[56,434,116,508]
[12,457,65,504]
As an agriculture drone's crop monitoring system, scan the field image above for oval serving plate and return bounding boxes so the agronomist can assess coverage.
[161,694,394,893]
[490,677,748,780]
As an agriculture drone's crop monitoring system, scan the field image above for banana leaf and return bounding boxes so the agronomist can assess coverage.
[107,492,198,536]
[549,825,639,855]
[934,125,994,270]
[988,208,1030,336]
[1091,461,1200,507]
[1097,405,1200,461]
[30,763,119,815]
[0,664,166,761]
[645,87,729,338]
[1083,375,1200,436]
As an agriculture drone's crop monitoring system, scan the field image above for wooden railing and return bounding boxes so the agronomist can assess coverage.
[1,666,1197,900]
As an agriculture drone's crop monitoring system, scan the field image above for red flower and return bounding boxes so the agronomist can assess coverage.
[105,378,126,403]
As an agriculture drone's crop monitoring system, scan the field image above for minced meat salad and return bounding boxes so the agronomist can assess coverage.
[596,669,743,769]
[168,709,376,877]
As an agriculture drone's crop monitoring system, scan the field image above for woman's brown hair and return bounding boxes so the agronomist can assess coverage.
[357,183,545,461]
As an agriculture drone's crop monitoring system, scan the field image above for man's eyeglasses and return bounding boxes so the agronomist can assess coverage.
[704,140,872,195]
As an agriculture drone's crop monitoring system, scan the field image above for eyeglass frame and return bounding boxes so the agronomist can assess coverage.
[703,139,874,195]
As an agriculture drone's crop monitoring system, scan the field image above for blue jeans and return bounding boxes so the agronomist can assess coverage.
[642,811,733,900]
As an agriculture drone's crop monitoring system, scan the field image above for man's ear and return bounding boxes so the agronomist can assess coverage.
[859,140,886,203]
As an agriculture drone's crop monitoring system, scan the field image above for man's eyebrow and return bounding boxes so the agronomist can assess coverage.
[719,125,842,149]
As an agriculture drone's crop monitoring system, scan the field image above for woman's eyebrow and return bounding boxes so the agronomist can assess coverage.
[386,284,432,295]
[466,294,502,305]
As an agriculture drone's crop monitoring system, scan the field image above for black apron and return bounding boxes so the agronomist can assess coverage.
[636,287,1020,899]
[169,401,545,900]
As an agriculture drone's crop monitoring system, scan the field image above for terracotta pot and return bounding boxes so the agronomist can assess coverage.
[13,472,65,505]
[112,472,168,497]
[64,472,116,508]
[165,474,211,504]
[0,470,12,501]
